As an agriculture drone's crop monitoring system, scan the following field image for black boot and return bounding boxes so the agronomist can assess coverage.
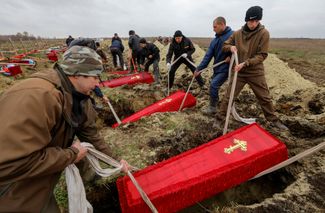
[203,99,217,115]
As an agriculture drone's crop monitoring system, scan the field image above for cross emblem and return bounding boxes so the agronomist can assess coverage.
[158,98,172,106]
[130,75,141,80]
[224,139,247,154]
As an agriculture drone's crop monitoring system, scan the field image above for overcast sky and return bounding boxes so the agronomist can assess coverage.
[2,0,325,38]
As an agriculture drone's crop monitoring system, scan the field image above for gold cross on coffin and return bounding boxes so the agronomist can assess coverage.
[224,139,247,154]
[158,98,172,106]
[130,75,141,80]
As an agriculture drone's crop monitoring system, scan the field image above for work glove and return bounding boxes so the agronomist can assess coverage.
[167,62,171,70]
[194,69,201,77]
[181,53,188,58]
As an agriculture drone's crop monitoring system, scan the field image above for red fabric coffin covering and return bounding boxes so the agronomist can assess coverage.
[8,65,22,76]
[117,123,288,213]
[112,90,196,128]
[47,51,58,62]
[1,65,22,77]
[109,70,132,75]
[12,54,26,59]
[26,49,39,54]
[10,59,35,65]
[101,72,154,88]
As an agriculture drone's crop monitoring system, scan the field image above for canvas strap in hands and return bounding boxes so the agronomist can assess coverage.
[178,58,226,111]
[105,99,122,125]
[223,53,256,135]
[167,55,183,96]
[65,142,158,213]
[226,54,256,125]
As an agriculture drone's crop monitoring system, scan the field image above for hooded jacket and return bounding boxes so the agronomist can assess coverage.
[166,36,195,63]
[0,67,112,212]
[197,26,233,73]
[223,24,269,77]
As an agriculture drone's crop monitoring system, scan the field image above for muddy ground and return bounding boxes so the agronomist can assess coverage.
[0,38,324,212]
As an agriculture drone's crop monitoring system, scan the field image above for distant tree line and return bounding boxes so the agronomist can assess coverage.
[0,32,42,42]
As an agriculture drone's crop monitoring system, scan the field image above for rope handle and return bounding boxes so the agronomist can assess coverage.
[223,52,239,135]
[82,143,157,212]
[178,58,226,111]
[167,55,183,96]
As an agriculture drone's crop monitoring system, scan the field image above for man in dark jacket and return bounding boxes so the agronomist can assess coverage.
[166,30,205,89]
[128,30,141,72]
[194,17,233,114]
[139,38,161,84]
[112,33,122,43]
[66,35,74,46]
[110,37,125,70]
[215,6,288,130]
[0,46,129,212]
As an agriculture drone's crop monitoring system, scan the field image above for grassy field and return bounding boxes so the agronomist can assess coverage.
[269,38,325,86]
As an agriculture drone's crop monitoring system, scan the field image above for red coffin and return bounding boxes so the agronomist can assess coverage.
[47,51,58,62]
[26,49,39,55]
[10,59,36,65]
[117,123,288,213]
[109,70,131,75]
[11,54,26,59]
[1,64,22,77]
[112,90,196,128]
[101,72,154,88]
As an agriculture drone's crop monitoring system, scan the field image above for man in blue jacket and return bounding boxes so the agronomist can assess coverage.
[110,37,125,70]
[195,17,233,114]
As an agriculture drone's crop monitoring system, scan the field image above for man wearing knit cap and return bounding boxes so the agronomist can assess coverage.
[214,6,289,130]
[166,30,205,90]
[139,38,161,84]
[0,46,130,212]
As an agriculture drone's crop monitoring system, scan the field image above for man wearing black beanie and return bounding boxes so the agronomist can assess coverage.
[214,6,289,130]
[166,30,205,90]
[139,38,161,84]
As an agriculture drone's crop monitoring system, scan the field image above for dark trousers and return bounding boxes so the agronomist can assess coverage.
[218,74,278,121]
[210,71,228,106]
[130,51,141,71]
[145,56,161,83]
[168,57,205,88]
[110,48,124,68]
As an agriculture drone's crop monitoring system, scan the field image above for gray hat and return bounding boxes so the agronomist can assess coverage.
[59,45,103,77]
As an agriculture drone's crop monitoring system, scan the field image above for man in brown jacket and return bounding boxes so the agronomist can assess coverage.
[214,6,288,130]
[0,46,129,212]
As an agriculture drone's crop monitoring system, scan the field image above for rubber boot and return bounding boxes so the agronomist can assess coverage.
[203,99,217,115]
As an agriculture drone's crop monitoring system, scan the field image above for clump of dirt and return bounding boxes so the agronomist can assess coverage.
[308,92,325,114]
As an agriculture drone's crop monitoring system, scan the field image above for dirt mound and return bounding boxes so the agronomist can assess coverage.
[264,54,317,100]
